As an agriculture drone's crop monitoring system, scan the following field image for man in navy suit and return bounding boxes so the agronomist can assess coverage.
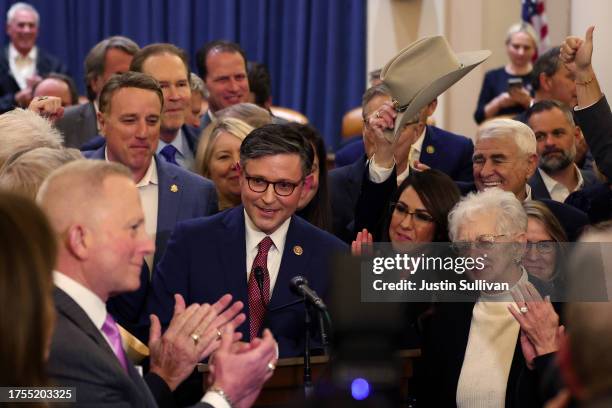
[130,43,202,170]
[83,72,218,339]
[149,124,347,357]
[333,84,474,181]
[525,100,599,202]
[329,85,473,243]
[0,2,68,113]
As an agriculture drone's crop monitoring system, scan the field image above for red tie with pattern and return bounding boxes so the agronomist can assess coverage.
[248,236,273,339]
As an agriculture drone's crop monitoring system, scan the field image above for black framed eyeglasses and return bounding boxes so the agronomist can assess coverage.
[245,174,303,197]
[526,240,556,254]
[390,202,435,224]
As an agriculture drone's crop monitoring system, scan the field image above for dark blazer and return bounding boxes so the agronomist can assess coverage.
[55,102,98,148]
[328,156,367,243]
[199,111,213,129]
[147,206,347,357]
[528,168,600,201]
[0,46,68,113]
[85,149,218,339]
[47,287,171,407]
[332,126,474,182]
[574,95,612,180]
[421,300,543,408]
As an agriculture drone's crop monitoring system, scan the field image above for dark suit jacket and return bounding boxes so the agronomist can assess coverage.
[84,149,218,340]
[574,95,612,180]
[56,102,98,148]
[48,287,170,407]
[328,156,367,243]
[529,168,600,202]
[199,111,213,129]
[148,206,347,357]
[0,46,68,113]
[332,126,474,182]
[456,181,589,241]
[421,300,543,408]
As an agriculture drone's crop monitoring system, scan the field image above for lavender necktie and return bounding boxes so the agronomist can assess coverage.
[101,313,129,372]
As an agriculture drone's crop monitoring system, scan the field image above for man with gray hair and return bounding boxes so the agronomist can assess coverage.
[56,35,139,148]
[0,107,63,168]
[525,100,599,203]
[0,2,68,112]
[148,124,347,358]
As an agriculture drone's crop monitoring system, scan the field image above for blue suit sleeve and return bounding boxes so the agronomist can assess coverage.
[148,223,191,326]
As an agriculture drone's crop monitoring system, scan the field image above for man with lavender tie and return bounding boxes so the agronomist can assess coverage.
[39,160,277,407]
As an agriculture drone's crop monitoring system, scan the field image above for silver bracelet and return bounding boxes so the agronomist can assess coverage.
[208,386,234,408]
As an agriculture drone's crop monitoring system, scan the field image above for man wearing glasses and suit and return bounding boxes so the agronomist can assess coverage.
[148,124,346,357]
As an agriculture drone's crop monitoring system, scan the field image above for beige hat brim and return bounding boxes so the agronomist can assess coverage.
[391,49,492,140]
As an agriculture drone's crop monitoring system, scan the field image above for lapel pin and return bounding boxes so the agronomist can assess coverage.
[426,145,435,154]
[170,184,179,193]
[293,245,303,256]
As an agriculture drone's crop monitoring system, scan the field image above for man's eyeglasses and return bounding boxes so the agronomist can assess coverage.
[391,202,435,224]
[451,234,507,254]
[526,240,556,254]
[245,174,303,197]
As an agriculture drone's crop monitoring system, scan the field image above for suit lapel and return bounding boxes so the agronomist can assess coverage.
[269,217,309,310]
[219,207,249,338]
[419,126,437,169]
[54,288,124,371]
[154,156,181,266]
[528,170,552,200]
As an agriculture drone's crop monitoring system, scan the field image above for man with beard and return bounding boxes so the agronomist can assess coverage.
[525,100,599,203]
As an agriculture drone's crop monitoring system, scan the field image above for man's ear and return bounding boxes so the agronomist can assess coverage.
[425,98,438,117]
[540,73,553,92]
[303,173,314,191]
[66,224,90,260]
[526,153,539,179]
[97,111,106,137]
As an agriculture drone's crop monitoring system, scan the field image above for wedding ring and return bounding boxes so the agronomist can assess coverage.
[519,306,528,314]
[37,96,48,101]
[216,329,222,340]
[267,362,276,372]
[375,111,381,118]
[191,333,200,345]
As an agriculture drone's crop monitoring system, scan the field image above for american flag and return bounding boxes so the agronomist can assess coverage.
[522,0,549,56]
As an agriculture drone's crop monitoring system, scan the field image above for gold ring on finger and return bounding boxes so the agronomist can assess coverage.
[267,362,276,372]
[191,332,200,345]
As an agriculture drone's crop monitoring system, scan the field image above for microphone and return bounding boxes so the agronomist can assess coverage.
[253,266,266,308]
[290,276,327,311]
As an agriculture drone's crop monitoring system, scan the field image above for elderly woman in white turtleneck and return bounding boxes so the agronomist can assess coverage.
[419,188,562,408]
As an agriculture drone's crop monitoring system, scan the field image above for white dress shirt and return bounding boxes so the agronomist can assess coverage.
[244,209,291,294]
[368,126,426,185]
[8,43,37,90]
[105,149,158,272]
[538,166,584,203]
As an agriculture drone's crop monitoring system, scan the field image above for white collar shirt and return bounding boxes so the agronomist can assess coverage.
[8,43,37,90]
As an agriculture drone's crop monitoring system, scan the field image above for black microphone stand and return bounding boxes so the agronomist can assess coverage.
[303,299,313,397]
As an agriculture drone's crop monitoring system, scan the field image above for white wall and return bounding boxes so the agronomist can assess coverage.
[366,0,571,138]
[571,0,612,97]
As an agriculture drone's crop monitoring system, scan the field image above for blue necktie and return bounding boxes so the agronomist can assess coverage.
[160,144,179,166]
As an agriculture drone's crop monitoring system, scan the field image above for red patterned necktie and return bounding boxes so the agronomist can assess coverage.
[248,236,273,339]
